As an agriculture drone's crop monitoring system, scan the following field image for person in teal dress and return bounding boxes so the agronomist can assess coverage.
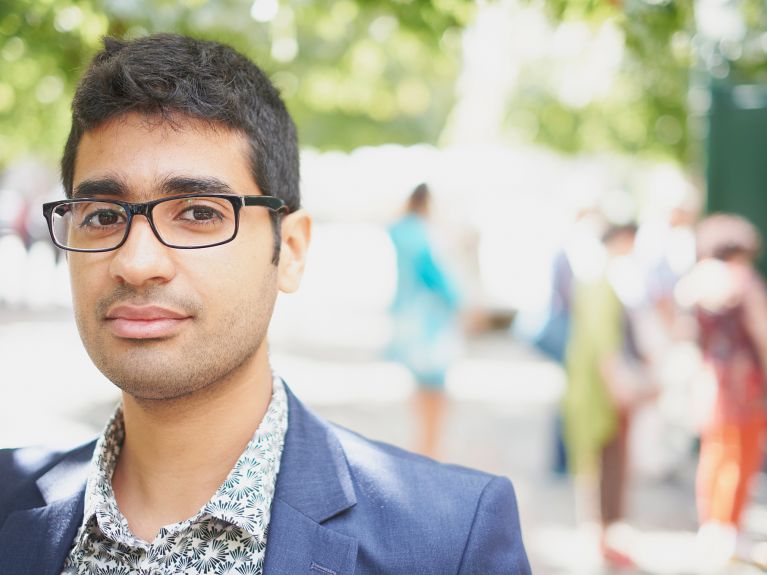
[388,183,461,458]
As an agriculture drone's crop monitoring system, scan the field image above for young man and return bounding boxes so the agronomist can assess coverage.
[0,34,530,574]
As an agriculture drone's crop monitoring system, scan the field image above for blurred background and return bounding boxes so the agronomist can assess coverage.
[2,0,767,573]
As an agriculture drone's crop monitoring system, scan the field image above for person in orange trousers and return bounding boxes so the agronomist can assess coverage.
[678,213,767,569]
[697,419,765,528]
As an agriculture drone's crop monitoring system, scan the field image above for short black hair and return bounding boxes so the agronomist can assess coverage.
[61,34,300,261]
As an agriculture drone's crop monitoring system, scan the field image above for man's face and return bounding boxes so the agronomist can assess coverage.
[68,113,285,400]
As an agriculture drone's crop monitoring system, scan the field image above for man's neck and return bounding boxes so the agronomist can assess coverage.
[111,345,274,542]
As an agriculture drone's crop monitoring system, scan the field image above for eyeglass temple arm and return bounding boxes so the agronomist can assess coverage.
[243,196,289,213]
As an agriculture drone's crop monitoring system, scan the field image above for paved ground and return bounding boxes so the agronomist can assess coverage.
[2,307,767,574]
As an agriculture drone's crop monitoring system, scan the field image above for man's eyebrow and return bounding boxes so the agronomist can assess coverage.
[72,178,127,198]
[72,176,237,199]
[160,176,236,196]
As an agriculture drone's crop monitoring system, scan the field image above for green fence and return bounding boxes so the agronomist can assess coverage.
[707,81,767,274]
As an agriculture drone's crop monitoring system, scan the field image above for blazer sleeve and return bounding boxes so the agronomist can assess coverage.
[457,476,532,575]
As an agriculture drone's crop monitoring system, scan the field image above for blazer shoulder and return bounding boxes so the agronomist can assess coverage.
[0,441,95,513]
[332,423,500,493]
[0,445,62,485]
[328,424,530,574]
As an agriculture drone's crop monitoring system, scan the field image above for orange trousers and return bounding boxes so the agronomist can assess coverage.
[697,418,765,527]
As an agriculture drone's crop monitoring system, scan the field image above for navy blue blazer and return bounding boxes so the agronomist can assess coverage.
[0,386,531,574]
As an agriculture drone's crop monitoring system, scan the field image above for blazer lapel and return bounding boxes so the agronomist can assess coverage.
[0,493,85,575]
[265,499,358,575]
[264,385,358,575]
[0,442,92,575]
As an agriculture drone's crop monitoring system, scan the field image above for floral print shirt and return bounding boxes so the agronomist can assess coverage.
[62,377,288,575]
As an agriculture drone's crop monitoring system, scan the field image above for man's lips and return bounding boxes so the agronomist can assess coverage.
[105,305,192,339]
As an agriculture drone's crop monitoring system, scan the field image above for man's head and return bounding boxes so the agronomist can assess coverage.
[62,34,299,215]
[59,35,310,402]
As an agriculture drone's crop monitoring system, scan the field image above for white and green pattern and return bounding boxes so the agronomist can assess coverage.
[62,377,288,575]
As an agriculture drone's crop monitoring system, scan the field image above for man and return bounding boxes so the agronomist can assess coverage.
[0,34,530,574]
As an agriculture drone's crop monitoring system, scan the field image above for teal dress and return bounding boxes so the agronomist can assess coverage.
[388,214,461,389]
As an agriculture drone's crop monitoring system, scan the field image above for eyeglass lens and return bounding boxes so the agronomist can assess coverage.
[50,196,238,250]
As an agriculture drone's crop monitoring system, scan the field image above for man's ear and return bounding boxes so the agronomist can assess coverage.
[277,209,311,294]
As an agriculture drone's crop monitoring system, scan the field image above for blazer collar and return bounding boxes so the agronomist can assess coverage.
[264,384,359,575]
[0,442,92,575]
[36,441,94,505]
[273,384,357,522]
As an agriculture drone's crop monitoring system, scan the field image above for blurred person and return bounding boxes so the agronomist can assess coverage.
[388,183,462,459]
[0,35,531,574]
[563,222,657,568]
[512,209,583,475]
[513,207,612,477]
[541,245,573,476]
[0,188,25,240]
[635,195,698,341]
[533,207,603,476]
[1,158,62,247]
[676,213,767,569]
[626,201,700,480]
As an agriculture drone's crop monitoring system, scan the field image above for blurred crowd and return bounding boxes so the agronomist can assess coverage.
[370,174,767,570]
[509,192,767,570]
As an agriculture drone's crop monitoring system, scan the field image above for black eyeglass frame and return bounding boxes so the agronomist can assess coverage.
[42,193,288,253]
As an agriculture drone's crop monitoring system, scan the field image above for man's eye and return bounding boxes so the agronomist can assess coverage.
[179,206,224,222]
[82,210,123,227]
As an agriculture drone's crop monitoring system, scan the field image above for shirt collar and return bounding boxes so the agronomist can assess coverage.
[201,377,288,536]
[79,376,289,545]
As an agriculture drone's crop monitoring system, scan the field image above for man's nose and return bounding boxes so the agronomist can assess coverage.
[108,216,176,287]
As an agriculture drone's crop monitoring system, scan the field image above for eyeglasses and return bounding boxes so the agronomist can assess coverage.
[42,193,287,253]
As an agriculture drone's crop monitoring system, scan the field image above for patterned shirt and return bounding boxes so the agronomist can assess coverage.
[62,377,288,575]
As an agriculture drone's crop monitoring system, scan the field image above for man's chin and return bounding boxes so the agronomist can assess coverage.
[117,382,206,402]
[107,367,211,401]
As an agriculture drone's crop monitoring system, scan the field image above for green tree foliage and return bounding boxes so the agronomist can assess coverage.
[508,0,695,163]
[0,1,108,170]
[0,0,475,170]
[510,0,767,164]
[700,0,767,82]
